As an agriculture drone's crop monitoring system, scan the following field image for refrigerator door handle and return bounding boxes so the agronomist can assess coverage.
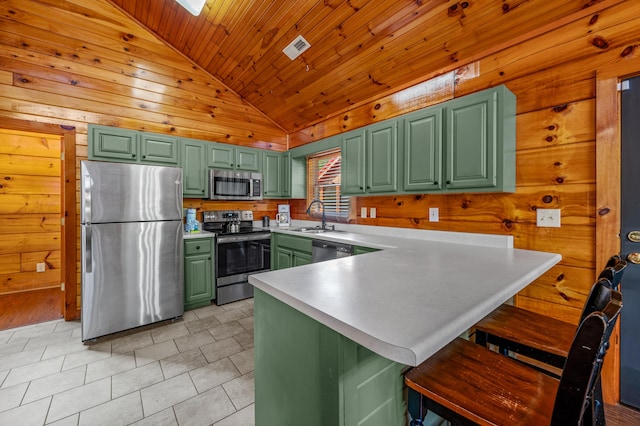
[84,225,92,273]
[82,174,92,224]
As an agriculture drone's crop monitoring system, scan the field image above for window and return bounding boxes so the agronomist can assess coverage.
[307,149,350,221]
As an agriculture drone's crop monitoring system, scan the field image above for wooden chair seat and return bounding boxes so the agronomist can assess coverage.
[406,289,622,425]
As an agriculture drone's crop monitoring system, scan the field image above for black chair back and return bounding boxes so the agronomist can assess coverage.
[598,257,627,290]
[551,290,623,425]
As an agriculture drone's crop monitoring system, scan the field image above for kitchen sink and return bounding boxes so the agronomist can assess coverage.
[290,226,342,234]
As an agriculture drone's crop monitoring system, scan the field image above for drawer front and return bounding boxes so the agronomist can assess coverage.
[184,238,212,255]
[276,234,312,254]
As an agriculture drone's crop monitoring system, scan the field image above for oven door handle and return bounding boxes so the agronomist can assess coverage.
[216,233,271,244]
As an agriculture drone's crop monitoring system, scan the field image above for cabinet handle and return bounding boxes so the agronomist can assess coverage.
[434,182,438,185]
[196,246,200,250]
[131,154,136,158]
[359,186,363,190]
[446,180,451,184]
[142,155,146,159]
[366,186,370,189]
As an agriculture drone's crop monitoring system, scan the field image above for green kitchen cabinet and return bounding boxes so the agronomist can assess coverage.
[140,133,180,165]
[254,289,405,426]
[272,233,313,270]
[181,139,208,197]
[342,120,398,195]
[262,151,291,198]
[184,238,214,310]
[89,125,180,166]
[353,245,380,255]
[207,143,261,172]
[402,107,443,192]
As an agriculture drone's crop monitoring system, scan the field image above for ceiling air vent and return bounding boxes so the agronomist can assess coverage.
[283,35,311,60]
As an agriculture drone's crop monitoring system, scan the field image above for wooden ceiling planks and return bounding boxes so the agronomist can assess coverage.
[107,0,614,134]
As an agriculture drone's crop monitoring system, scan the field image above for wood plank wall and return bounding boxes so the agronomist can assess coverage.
[291,0,640,326]
[0,0,287,317]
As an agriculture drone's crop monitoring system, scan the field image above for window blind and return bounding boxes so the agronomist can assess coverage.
[306,149,350,220]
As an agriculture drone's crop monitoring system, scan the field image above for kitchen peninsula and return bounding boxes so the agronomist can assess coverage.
[249,226,561,426]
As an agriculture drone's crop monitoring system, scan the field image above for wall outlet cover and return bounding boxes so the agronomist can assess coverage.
[370,207,377,218]
[36,262,46,272]
[537,209,561,228]
[429,207,439,222]
[361,207,367,218]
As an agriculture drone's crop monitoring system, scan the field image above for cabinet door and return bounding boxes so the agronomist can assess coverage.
[184,254,213,310]
[207,144,235,169]
[140,133,179,165]
[341,130,366,194]
[403,108,443,191]
[293,251,312,267]
[181,139,207,197]
[236,147,261,171]
[274,246,293,270]
[281,152,291,198]
[263,152,283,198]
[90,126,138,162]
[367,121,397,193]
[445,90,497,189]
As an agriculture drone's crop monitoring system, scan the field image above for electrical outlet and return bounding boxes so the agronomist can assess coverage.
[429,207,439,222]
[36,262,46,272]
[361,207,367,218]
[370,207,377,218]
[537,209,561,228]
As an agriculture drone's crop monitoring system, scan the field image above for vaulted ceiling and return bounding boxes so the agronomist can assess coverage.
[109,0,595,133]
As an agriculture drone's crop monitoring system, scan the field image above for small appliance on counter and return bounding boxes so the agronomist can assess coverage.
[276,204,291,227]
[184,208,200,233]
[202,210,271,305]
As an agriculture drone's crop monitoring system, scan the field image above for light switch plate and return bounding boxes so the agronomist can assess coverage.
[370,207,377,218]
[429,207,439,222]
[36,262,46,272]
[537,209,561,228]
[361,207,367,218]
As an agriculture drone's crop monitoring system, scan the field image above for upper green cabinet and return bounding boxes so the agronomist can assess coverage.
[207,143,261,172]
[90,125,180,166]
[262,151,290,198]
[342,120,398,195]
[403,107,443,191]
[181,139,208,197]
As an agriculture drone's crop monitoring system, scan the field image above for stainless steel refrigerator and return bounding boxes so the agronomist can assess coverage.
[81,161,184,341]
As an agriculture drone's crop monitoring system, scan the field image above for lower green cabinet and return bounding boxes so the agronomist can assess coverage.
[184,238,214,310]
[272,233,312,270]
[353,245,379,255]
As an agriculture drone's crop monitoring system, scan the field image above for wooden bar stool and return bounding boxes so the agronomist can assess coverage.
[405,288,622,426]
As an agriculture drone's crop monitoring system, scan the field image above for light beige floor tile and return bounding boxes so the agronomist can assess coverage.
[213,308,248,324]
[61,342,112,371]
[189,358,240,394]
[209,322,246,341]
[0,339,27,358]
[23,329,73,351]
[41,339,90,360]
[0,370,7,385]
[185,315,222,334]
[237,316,254,332]
[23,365,86,404]
[0,347,44,372]
[79,391,144,426]
[111,331,154,354]
[213,404,255,426]
[129,407,177,426]
[191,304,222,319]
[140,373,197,416]
[200,337,243,363]
[233,331,254,349]
[181,309,199,323]
[2,355,64,388]
[112,361,164,399]
[48,413,79,426]
[229,348,254,375]
[134,340,179,367]
[53,320,81,333]
[223,371,255,410]
[47,377,111,423]
[0,396,50,426]
[0,382,28,412]
[174,330,215,353]
[86,351,136,383]
[160,349,207,379]
[174,386,236,426]
[151,322,189,344]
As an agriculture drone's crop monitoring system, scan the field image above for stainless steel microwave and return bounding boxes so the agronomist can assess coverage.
[208,169,263,200]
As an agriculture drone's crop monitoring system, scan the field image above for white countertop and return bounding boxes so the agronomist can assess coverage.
[249,222,561,366]
[183,230,216,240]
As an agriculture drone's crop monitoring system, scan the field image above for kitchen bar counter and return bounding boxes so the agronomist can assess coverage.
[250,224,560,426]
[182,230,215,239]
[250,225,561,367]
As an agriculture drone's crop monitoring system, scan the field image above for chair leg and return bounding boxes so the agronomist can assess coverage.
[593,379,606,426]
[407,388,426,426]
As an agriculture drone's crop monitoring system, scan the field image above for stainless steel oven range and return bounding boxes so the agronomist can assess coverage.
[202,210,270,305]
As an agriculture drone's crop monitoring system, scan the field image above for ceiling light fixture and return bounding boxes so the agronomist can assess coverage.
[176,0,206,16]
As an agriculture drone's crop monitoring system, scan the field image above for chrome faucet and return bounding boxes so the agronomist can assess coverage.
[306,199,328,230]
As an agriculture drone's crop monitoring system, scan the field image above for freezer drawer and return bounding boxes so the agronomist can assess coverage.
[82,220,184,341]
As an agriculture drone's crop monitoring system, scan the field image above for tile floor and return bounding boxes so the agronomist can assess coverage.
[0,299,255,426]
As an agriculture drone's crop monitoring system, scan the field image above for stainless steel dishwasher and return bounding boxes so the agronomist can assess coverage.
[311,239,354,263]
